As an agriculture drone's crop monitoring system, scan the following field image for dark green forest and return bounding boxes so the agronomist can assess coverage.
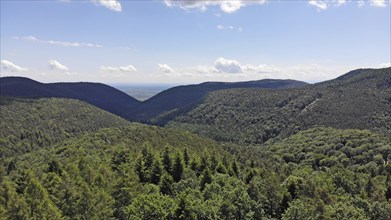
[170,68,391,145]
[1,68,391,219]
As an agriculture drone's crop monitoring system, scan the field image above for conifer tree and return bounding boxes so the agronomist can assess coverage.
[160,172,173,196]
[162,148,172,174]
[172,154,184,182]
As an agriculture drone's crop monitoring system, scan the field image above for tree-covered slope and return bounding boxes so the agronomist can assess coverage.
[169,68,391,145]
[0,77,141,118]
[1,125,390,219]
[0,97,130,157]
[127,79,308,125]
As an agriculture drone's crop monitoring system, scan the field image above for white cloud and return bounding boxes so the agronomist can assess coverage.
[379,62,391,68]
[309,0,389,10]
[91,0,122,12]
[158,58,279,78]
[164,0,266,13]
[370,0,387,7]
[1,60,27,72]
[308,0,329,10]
[217,24,224,30]
[49,59,69,71]
[158,64,175,73]
[214,57,279,74]
[101,64,137,72]
[214,57,243,73]
[14,35,102,48]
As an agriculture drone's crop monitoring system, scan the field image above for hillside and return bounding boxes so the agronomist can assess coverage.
[0,97,130,157]
[1,124,390,219]
[127,79,308,125]
[0,77,141,118]
[1,71,390,219]
[169,68,391,145]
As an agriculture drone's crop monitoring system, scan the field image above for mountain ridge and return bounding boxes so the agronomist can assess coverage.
[126,78,308,124]
[168,67,391,144]
[0,76,141,118]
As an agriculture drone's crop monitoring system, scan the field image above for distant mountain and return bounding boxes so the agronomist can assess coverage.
[0,76,141,118]
[0,97,130,157]
[169,67,391,145]
[126,79,308,125]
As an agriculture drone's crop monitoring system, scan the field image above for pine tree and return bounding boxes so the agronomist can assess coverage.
[174,196,194,220]
[183,148,189,166]
[143,148,154,170]
[231,160,239,177]
[159,172,173,196]
[162,148,172,174]
[172,154,184,182]
[200,168,212,190]
[151,160,162,184]
[135,157,146,182]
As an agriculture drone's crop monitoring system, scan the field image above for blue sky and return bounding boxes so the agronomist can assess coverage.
[1,0,390,84]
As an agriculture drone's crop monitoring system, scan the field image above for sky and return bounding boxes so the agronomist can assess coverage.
[1,0,390,84]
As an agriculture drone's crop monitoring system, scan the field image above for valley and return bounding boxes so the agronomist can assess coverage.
[1,67,390,219]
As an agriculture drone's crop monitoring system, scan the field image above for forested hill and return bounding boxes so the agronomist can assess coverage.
[126,79,308,125]
[0,76,141,118]
[0,97,130,157]
[169,67,391,145]
[1,124,391,219]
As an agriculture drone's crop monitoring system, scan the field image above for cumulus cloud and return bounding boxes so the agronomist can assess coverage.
[214,57,243,73]
[14,35,102,48]
[91,0,122,12]
[101,64,137,72]
[164,0,266,13]
[1,60,27,72]
[49,59,69,71]
[214,57,279,74]
[158,64,175,73]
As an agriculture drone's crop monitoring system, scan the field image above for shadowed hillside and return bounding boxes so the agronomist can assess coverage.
[127,79,308,125]
[0,77,141,118]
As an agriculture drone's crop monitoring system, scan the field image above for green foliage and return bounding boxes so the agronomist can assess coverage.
[1,69,391,219]
[0,97,130,157]
[169,68,391,145]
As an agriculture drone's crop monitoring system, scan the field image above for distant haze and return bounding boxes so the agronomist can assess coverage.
[111,84,177,101]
